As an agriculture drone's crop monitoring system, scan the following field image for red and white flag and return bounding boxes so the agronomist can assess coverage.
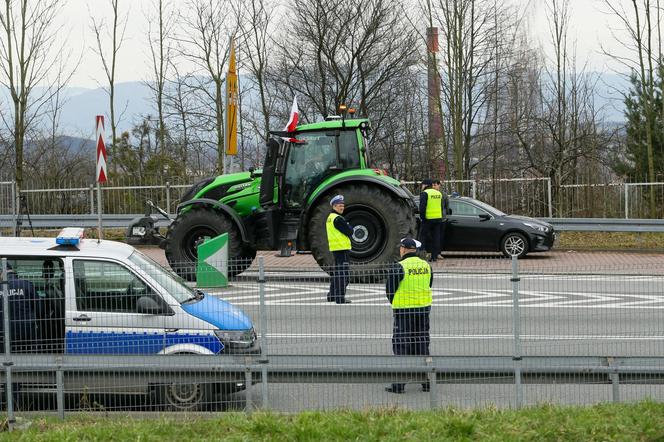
[284,96,299,132]
[95,115,108,183]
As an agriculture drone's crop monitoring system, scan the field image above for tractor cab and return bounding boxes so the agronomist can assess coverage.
[257,119,372,254]
[261,118,372,211]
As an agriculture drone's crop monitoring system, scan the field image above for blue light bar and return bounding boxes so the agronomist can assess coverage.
[56,228,85,246]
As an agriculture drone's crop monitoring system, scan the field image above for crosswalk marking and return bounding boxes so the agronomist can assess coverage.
[209,282,664,309]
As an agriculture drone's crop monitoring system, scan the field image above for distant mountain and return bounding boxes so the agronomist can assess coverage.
[2,72,632,139]
[58,82,154,137]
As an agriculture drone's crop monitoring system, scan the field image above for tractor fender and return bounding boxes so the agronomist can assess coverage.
[305,175,413,214]
[176,198,249,244]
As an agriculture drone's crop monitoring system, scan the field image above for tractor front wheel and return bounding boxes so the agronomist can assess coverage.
[165,206,256,281]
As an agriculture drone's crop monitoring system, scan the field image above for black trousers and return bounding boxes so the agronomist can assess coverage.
[329,250,350,302]
[420,220,442,259]
[391,307,431,391]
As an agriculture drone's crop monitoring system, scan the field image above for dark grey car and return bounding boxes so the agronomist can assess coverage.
[443,196,555,258]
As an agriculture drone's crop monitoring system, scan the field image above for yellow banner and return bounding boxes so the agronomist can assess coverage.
[225,40,238,156]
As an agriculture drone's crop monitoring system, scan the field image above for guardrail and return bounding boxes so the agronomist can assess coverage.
[3,353,662,416]
[540,218,664,233]
[2,215,664,233]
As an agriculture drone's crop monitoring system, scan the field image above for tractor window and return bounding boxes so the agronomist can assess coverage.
[283,131,355,208]
[338,131,361,169]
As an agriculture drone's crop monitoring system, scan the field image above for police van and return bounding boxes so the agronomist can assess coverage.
[0,228,259,410]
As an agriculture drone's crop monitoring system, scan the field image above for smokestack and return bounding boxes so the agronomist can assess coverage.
[427,27,444,180]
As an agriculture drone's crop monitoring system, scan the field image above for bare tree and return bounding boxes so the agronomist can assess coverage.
[271,0,418,124]
[177,0,237,174]
[145,0,173,155]
[91,0,128,174]
[237,0,276,143]
[432,0,498,186]
[0,0,69,194]
[511,0,611,215]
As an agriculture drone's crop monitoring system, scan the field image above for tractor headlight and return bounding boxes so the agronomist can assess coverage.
[214,328,256,349]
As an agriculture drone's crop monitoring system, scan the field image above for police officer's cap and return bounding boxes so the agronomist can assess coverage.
[400,237,421,249]
[421,178,433,186]
[330,195,345,206]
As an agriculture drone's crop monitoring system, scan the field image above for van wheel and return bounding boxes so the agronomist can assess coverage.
[163,382,205,411]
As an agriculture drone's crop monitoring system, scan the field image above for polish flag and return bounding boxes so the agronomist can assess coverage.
[284,96,299,132]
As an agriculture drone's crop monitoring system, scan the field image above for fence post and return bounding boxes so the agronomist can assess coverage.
[258,256,269,409]
[511,256,523,409]
[547,178,553,218]
[471,181,477,199]
[427,357,438,409]
[244,368,253,413]
[611,372,620,403]
[89,185,95,215]
[11,182,17,237]
[166,182,171,216]
[624,184,629,219]
[2,258,15,431]
[56,366,65,419]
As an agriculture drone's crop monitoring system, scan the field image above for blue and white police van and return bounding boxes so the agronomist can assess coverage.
[0,228,258,410]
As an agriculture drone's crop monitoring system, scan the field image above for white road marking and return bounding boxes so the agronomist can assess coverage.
[211,281,664,309]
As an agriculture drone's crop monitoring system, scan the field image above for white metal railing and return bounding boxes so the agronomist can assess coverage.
[3,178,664,220]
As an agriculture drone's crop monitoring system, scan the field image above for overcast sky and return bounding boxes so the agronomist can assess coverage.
[59,0,635,89]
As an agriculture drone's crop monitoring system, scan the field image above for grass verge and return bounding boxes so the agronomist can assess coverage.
[3,402,664,441]
[556,232,664,251]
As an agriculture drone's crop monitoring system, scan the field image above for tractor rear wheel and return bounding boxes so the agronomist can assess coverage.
[308,185,415,282]
[165,206,256,281]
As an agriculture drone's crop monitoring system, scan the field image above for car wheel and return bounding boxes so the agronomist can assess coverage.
[500,232,529,258]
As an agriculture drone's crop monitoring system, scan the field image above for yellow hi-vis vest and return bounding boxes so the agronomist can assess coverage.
[424,188,443,220]
[326,213,351,251]
[392,256,432,309]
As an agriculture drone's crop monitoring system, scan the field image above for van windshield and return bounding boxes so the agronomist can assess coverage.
[128,251,194,303]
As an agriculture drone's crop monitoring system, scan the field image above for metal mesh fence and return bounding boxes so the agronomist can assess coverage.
[558,183,625,218]
[0,182,15,236]
[625,183,664,219]
[17,176,202,216]
[1,248,664,417]
[8,177,664,219]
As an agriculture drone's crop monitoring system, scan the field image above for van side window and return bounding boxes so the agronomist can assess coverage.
[73,260,159,313]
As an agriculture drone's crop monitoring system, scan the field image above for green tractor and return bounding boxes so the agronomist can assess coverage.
[148,117,416,279]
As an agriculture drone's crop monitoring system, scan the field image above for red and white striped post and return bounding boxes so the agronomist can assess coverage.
[95,116,107,241]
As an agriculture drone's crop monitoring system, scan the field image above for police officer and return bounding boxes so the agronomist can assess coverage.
[326,195,353,304]
[384,237,433,394]
[432,179,449,257]
[1,263,39,353]
[41,260,64,352]
[419,178,444,262]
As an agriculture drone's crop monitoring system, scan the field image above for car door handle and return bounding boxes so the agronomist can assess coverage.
[448,220,458,224]
[73,315,91,322]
